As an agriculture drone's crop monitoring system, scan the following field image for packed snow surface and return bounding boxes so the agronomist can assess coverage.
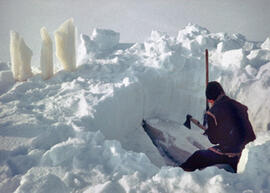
[1,24,270,193]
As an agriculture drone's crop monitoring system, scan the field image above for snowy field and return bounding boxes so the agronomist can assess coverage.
[1,23,270,192]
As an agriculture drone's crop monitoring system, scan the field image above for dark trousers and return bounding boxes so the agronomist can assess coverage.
[180,149,240,173]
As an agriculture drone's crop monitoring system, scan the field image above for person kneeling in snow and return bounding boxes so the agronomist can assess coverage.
[180,81,256,173]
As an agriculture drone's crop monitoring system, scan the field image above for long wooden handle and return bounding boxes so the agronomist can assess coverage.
[190,117,207,131]
[205,49,209,87]
[205,49,209,110]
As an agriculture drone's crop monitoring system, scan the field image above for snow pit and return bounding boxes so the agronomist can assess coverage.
[1,24,270,193]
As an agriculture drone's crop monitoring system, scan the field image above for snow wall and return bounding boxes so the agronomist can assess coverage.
[1,24,270,192]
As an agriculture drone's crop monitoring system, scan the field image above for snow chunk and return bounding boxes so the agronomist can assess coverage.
[221,49,247,70]
[261,37,270,50]
[84,180,125,193]
[256,62,270,88]
[177,23,210,41]
[41,137,84,167]
[14,169,69,193]
[10,31,33,81]
[145,31,171,55]
[77,29,120,63]
[149,31,170,42]
[216,33,246,52]
[91,28,120,51]
[195,35,217,49]
[143,31,179,69]
[41,131,158,177]
[245,65,257,77]
[0,70,14,95]
[55,18,76,71]
[241,141,270,192]
[40,27,53,80]
[247,49,270,68]
[234,62,270,130]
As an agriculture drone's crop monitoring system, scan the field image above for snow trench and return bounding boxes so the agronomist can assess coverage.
[1,24,270,192]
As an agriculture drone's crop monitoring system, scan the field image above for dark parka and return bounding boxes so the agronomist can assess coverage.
[205,95,256,153]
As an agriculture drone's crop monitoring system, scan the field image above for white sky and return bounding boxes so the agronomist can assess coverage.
[0,0,270,63]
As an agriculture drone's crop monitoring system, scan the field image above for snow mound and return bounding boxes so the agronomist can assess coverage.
[1,24,270,193]
[13,131,157,193]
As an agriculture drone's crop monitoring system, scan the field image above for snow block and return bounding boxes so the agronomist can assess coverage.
[77,29,120,63]
[55,18,76,71]
[247,49,270,68]
[14,170,69,193]
[216,33,246,52]
[149,31,169,42]
[91,28,120,51]
[79,34,93,55]
[10,31,20,80]
[145,31,171,55]
[241,142,270,190]
[261,37,270,50]
[217,41,241,52]
[77,34,97,63]
[221,49,247,70]
[256,62,270,88]
[0,71,14,95]
[177,23,209,42]
[245,65,257,77]
[40,27,53,80]
[195,35,217,49]
[10,31,33,81]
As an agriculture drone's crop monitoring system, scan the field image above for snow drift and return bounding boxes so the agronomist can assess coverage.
[1,24,270,193]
